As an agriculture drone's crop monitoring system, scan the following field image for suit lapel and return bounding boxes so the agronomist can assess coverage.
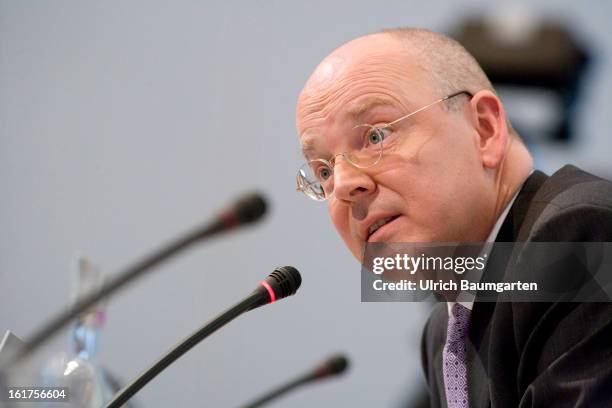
[466,170,549,408]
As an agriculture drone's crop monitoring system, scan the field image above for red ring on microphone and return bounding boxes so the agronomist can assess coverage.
[219,211,239,229]
[260,280,276,303]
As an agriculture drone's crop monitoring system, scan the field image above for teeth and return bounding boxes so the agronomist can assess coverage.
[368,216,394,237]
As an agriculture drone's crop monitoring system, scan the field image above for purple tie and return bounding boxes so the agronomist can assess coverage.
[443,303,471,408]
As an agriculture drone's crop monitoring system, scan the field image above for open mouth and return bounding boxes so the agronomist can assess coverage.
[367,215,400,242]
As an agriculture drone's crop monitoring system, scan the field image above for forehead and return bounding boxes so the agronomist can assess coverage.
[297,68,434,158]
[298,56,419,121]
[297,36,434,140]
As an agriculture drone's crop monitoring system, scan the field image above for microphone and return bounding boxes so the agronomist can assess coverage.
[239,354,350,408]
[4,192,267,369]
[103,266,301,408]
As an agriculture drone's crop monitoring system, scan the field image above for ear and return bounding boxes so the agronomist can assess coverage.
[470,90,509,169]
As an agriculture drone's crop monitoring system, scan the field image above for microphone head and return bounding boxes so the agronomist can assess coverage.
[232,192,268,225]
[326,354,349,375]
[265,266,301,300]
[314,354,350,378]
[250,266,301,310]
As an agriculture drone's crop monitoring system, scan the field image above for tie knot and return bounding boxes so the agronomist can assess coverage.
[451,303,470,321]
[447,303,471,344]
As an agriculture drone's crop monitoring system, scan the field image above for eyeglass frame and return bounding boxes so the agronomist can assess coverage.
[296,90,474,201]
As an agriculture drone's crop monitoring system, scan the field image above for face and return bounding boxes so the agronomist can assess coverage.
[296,34,496,261]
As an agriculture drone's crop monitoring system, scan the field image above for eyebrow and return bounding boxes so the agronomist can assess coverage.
[300,138,315,154]
[299,97,400,156]
[344,97,398,121]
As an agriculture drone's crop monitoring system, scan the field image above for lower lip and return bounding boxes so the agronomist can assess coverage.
[367,216,400,242]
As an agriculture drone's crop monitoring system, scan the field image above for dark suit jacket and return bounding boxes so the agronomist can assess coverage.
[421,165,612,408]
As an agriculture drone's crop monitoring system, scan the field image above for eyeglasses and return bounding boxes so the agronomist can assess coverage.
[296,90,473,201]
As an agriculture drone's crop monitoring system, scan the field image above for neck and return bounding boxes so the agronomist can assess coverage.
[491,137,533,228]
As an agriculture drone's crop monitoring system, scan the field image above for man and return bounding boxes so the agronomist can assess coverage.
[295,28,612,407]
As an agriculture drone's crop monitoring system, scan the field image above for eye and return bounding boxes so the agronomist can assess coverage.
[309,161,332,182]
[317,165,332,181]
[366,127,391,146]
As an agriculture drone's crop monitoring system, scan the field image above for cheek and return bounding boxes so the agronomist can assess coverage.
[379,145,477,233]
[328,203,361,253]
[329,204,351,238]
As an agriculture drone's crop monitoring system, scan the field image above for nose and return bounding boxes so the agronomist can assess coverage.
[332,155,376,203]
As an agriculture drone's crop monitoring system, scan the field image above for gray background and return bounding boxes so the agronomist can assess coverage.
[1,1,610,407]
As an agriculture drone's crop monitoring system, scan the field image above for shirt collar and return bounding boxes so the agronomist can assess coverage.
[446,171,533,314]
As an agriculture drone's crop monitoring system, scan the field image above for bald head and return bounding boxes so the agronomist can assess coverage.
[299,30,495,119]
[298,33,421,129]
[382,28,496,104]
[295,28,533,259]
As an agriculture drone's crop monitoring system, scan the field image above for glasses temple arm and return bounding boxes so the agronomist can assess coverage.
[386,90,474,127]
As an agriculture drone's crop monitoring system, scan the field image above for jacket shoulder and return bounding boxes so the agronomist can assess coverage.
[520,165,612,242]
